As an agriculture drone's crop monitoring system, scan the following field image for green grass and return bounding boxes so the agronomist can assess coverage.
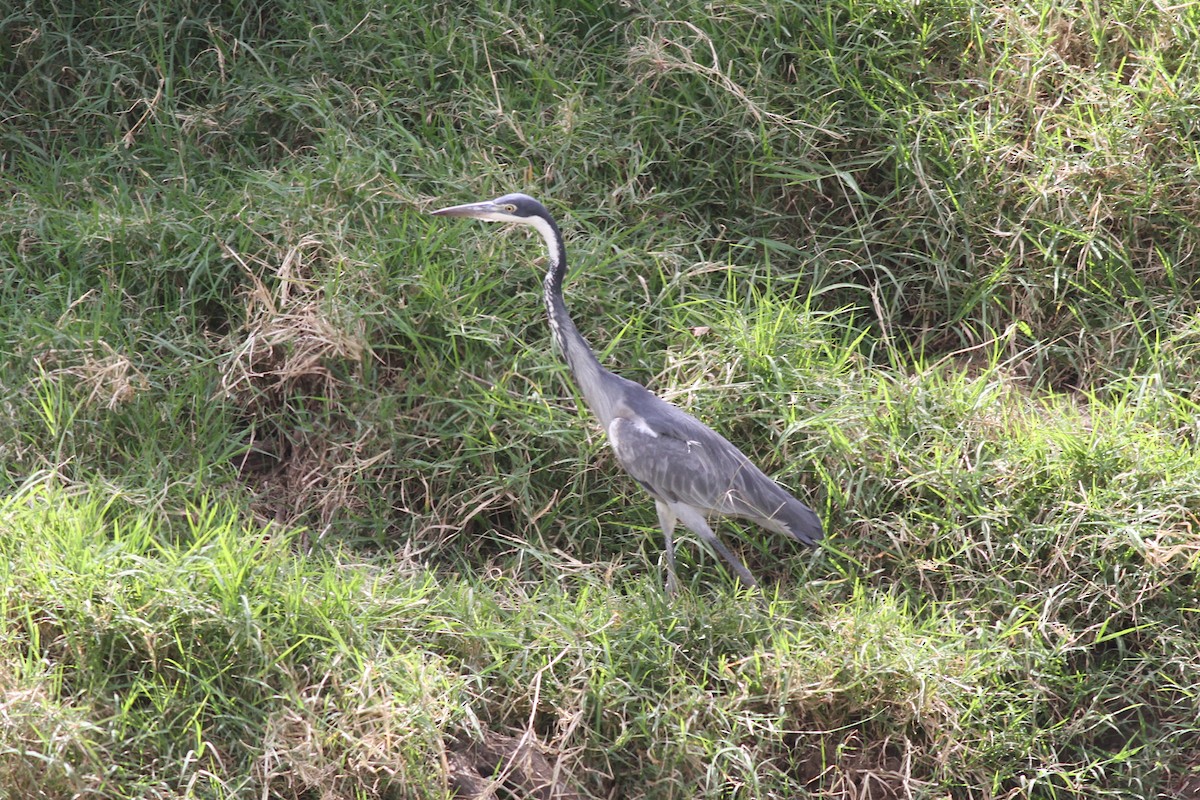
[2,0,1200,797]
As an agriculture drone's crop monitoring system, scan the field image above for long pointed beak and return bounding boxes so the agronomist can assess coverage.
[430,200,504,218]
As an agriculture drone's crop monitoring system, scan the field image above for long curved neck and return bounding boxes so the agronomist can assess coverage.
[526,213,618,425]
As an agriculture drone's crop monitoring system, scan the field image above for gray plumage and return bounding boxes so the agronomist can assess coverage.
[431,192,823,591]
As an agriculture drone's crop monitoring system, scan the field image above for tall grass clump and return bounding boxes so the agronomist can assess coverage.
[2,0,1199,796]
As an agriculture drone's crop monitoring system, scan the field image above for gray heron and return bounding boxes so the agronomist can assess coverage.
[431,193,823,592]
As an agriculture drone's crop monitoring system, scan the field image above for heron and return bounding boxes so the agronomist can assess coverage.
[431,193,823,592]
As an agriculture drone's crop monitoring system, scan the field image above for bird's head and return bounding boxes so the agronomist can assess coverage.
[430,192,550,226]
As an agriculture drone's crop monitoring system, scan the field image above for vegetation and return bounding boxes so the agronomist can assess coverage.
[2,0,1199,796]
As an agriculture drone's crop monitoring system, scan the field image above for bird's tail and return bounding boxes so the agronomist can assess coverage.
[765,494,824,546]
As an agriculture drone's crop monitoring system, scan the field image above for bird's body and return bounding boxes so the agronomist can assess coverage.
[432,193,822,591]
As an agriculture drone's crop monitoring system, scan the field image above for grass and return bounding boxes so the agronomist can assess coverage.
[2,0,1200,797]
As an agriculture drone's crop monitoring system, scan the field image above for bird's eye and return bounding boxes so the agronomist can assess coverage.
[504,204,516,212]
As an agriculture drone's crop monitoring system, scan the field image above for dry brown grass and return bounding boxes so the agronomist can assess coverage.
[219,236,369,403]
[42,341,147,410]
[0,659,107,798]
[217,235,388,536]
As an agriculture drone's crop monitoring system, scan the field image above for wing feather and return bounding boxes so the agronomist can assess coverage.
[606,388,822,544]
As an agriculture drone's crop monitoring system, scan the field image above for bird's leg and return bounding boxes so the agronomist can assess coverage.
[674,505,759,589]
[654,500,680,595]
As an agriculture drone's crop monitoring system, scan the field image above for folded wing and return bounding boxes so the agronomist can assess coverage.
[607,391,822,545]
